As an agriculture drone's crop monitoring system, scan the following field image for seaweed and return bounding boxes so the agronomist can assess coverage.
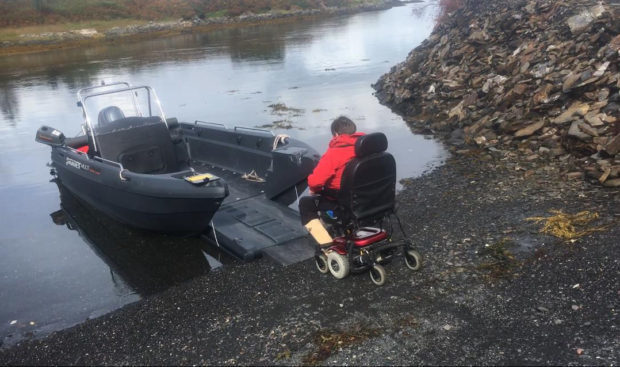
[302,326,380,365]
[526,210,609,241]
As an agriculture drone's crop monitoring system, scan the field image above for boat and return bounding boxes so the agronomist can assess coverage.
[36,82,318,236]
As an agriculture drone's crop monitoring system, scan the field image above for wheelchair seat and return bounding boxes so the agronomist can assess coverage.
[336,132,396,226]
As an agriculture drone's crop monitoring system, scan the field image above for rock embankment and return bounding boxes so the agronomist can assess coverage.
[374,0,619,187]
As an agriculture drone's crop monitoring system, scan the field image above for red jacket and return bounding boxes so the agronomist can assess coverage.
[308,132,364,193]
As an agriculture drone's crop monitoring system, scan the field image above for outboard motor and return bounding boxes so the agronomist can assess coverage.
[35,126,65,146]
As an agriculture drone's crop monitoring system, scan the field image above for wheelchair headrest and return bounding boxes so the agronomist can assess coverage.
[355,132,388,158]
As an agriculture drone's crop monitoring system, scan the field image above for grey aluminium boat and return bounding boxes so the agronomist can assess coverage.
[36,82,318,237]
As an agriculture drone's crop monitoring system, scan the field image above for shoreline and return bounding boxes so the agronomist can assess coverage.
[0,0,403,56]
[0,151,617,365]
[0,0,617,364]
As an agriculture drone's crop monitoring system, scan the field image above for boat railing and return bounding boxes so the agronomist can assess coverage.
[233,126,274,137]
[194,120,227,129]
[194,120,274,137]
[66,146,129,181]
[77,82,131,100]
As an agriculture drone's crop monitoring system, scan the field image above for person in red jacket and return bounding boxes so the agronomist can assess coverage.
[299,116,364,247]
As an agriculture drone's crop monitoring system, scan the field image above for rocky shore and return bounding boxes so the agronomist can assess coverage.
[0,0,401,55]
[374,0,620,187]
[0,0,617,364]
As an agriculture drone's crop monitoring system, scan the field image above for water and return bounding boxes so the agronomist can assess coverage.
[0,1,446,346]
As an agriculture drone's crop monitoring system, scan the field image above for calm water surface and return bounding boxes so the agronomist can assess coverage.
[0,1,446,346]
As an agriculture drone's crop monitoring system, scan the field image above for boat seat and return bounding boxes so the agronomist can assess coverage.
[96,117,180,174]
[98,106,125,130]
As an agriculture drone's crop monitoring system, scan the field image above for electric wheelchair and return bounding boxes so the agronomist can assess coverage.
[313,132,422,286]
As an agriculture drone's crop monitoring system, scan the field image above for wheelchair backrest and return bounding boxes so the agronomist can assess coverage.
[339,132,396,222]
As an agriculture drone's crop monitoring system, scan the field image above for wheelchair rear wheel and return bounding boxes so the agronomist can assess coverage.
[315,254,329,274]
[369,264,386,286]
[327,252,350,279]
[404,249,422,271]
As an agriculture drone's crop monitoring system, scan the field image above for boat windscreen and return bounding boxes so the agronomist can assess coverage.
[82,86,166,134]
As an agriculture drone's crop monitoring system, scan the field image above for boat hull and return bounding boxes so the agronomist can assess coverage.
[52,147,228,234]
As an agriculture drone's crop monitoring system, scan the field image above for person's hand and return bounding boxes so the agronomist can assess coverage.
[309,189,316,195]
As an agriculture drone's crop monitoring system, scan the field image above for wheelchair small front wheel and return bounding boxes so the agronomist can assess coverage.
[369,264,386,286]
[404,249,422,271]
[327,252,350,279]
[315,254,329,274]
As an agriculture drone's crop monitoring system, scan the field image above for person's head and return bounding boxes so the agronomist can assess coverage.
[330,116,356,136]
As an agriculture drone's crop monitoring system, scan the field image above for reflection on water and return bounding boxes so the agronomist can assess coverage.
[0,1,444,346]
[0,80,18,124]
[51,181,221,297]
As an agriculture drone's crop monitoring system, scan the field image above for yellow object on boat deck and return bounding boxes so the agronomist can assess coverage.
[184,173,218,185]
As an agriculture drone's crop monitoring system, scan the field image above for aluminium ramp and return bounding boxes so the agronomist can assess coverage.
[206,195,316,266]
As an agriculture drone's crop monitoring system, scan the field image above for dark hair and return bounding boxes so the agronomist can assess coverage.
[330,116,356,135]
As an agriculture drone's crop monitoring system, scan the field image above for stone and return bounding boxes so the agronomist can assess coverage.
[531,63,553,79]
[599,167,611,183]
[464,116,490,137]
[513,84,528,95]
[568,121,591,140]
[562,72,581,92]
[602,178,620,187]
[578,122,599,137]
[584,112,605,127]
[515,120,545,138]
[553,102,590,124]
[534,84,554,104]
[474,136,487,146]
[566,4,606,35]
[604,134,620,155]
[469,29,489,43]
[448,101,466,121]
[593,62,610,78]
